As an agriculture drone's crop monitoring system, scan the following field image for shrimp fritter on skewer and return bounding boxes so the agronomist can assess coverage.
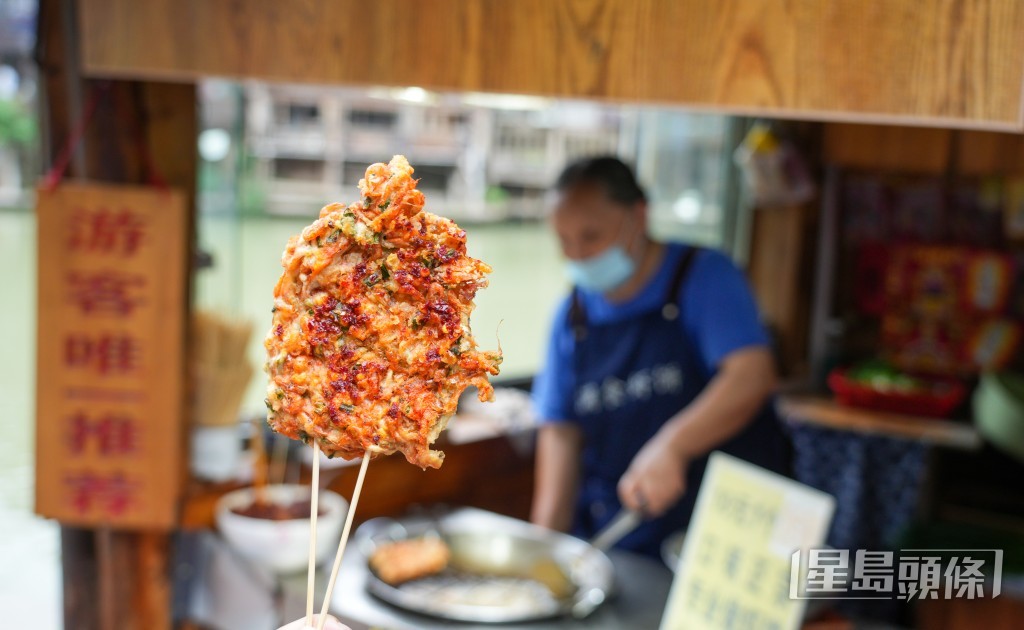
[264,156,501,469]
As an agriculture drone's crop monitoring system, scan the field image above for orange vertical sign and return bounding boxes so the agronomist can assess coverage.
[35,182,187,529]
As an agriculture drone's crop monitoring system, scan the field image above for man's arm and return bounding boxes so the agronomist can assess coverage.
[530,422,583,532]
[617,346,777,516]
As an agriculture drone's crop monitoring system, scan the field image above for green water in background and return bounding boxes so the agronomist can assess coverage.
[0,211,36,510]
[196,216,568,418]
[0,210,61,627]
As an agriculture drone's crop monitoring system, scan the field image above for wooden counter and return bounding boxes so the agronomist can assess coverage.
[779,394,982,450]
[180,429,536,531]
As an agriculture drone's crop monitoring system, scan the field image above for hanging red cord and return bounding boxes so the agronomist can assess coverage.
[124,82,170,192]
[41,81,110,191]
[42,80,172,193]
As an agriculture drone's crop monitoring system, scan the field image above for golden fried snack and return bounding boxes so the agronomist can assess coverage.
[264,156,501,469]
[369,537,451,585]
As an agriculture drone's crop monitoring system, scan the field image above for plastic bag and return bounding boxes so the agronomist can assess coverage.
[733,123,815,208]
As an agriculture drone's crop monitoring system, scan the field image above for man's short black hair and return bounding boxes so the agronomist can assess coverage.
[554,155,647,205]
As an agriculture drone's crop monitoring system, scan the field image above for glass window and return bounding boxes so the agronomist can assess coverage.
[636,111,735,247]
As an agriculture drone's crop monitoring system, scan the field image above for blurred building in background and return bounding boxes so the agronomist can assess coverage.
[203,81,734,239]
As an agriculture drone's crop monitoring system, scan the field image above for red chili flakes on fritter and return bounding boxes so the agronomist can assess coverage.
[264,155,501,469]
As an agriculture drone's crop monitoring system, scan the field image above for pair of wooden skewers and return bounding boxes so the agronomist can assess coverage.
[304,443,372,630]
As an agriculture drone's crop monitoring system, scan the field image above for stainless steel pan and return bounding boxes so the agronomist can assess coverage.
[355,508,615,623]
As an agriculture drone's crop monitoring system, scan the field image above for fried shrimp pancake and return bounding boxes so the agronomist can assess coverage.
[369,537,451,585]
[264,156,501,469]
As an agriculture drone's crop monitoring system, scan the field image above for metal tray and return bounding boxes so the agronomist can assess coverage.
[355,508,614,623]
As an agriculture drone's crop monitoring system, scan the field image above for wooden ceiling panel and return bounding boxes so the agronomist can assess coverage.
[79,0,1024,129]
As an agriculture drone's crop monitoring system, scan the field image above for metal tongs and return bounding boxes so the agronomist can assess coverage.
[589,509,644,552]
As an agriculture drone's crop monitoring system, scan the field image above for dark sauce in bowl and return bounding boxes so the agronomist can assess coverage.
[231,498,325,520]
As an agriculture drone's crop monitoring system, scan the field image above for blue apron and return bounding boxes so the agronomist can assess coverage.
[568,247,788,557]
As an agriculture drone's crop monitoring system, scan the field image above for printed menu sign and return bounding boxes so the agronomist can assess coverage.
[660,452,835,630]
[35,183,187,529]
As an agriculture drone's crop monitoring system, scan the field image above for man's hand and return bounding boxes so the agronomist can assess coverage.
[617,437,688,517]
[617,347,777,518]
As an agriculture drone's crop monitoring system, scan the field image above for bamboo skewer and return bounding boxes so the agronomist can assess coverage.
[316,449,372,630]
[305,442,321,628]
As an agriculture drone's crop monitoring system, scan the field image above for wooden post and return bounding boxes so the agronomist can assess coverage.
[747,202,817,377]
[37,1,197,628]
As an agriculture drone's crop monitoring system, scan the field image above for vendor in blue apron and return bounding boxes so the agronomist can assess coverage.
[531,156,789,558]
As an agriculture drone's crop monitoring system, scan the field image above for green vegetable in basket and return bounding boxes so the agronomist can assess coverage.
[847,360,925,394]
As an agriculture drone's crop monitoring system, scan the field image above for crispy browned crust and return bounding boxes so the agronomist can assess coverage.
[264,156,501,469]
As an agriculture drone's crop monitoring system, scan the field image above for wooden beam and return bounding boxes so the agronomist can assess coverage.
[957,130,1024,176]
[38,0,197,628]
[823,123,954,174]
[77,0,1024,129]
[824,122,1024,176]
[60,528,101,630]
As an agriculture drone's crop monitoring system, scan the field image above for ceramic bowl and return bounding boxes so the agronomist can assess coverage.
[974,372,1024,462]
[215,483,347,573]
[190,425,243,482]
